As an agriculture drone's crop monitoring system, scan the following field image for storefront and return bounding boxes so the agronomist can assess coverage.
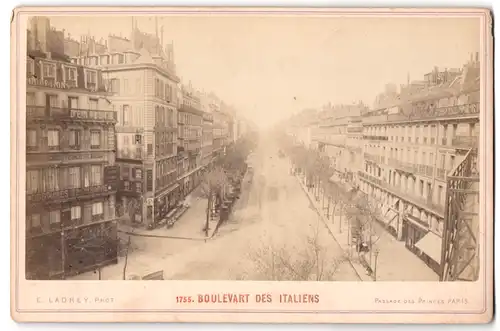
[414,231,443,275]
[403,214,441,275]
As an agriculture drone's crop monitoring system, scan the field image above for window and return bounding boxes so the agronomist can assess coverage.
[419,180,424,196]
[26,92,36,106]
[68,167,81,188]
[68,96,79,109]
[124,181,130,190]
[88,98,98,110]
[429,153,434,166]
[135,182,142,192]
[91,202,103,216]
[147,143,153,156]
[47,129,60,149]
[68,130,81,148]
[135,168,142,179]
[123,105,130,125]
[422,152,426,165]
[440,154,446,169]
[42,63,56,79]
[124,79,129,94]
[110,78,120,93]
[90,165,102,186]
[71,206,81,220]
[85,70,97,89]
[118,54,124,64]
[26,170,39,193]
[30,213,41,229]
[90,131,101,148]
[43,168,59,192]
[63,66,77,84]
[49,210,60,226]
[26,129,37,148]
[48,94,59,108]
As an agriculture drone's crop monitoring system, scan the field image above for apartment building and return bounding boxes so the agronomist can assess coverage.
[312,103,367,183]
[200,92,214,168]
[358,57,480,274]
[26,35,119,278]
[68,19,181,227]
[177,83,204,198]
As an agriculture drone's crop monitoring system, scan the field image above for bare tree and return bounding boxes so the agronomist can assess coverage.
[344,193,383,275]
[247,224,348,281]
[116,197,142,280]
[199,166,229,236]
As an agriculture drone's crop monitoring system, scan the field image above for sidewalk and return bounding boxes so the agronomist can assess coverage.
[295,172,439,281]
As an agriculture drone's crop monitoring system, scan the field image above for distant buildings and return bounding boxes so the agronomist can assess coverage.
[178,82,204,198]
[285,55,480,279]
[25,22,119,279]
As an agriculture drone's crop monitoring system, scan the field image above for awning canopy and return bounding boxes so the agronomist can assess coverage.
[415,231,443,263]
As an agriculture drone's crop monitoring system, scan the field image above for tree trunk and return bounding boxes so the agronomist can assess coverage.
[322,189,326,210]
[122,236,131,280]
[326,196,331,219]
[205,193,211,237]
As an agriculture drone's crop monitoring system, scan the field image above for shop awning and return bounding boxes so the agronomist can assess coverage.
[415,231,443,263]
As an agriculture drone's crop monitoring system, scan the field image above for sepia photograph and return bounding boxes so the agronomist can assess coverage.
[12,7,493,323]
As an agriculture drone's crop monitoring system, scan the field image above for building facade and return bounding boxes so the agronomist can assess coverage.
[200,92,214,168]
[26,36,119,279]
[177,83,204,198]
[68,19,181,228]
[358,57,480,274]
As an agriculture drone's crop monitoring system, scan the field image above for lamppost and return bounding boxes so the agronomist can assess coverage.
[373,248,380,281]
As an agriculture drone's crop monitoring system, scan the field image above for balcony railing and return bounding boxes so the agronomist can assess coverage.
[27,106,117,122]
[363,135,389,141]
[27,184,114,204]
[409,102,480,120]
[451,136,479,149]
[358,171,445,216]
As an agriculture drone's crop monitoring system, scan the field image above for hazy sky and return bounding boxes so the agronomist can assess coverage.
[48,15,480,128]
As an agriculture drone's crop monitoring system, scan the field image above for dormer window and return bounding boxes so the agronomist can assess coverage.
[42,62,56,80]
[63,65,77,87]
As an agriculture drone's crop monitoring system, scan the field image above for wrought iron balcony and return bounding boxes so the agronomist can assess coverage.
[27,106,116,122]
[357,170,445,216]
